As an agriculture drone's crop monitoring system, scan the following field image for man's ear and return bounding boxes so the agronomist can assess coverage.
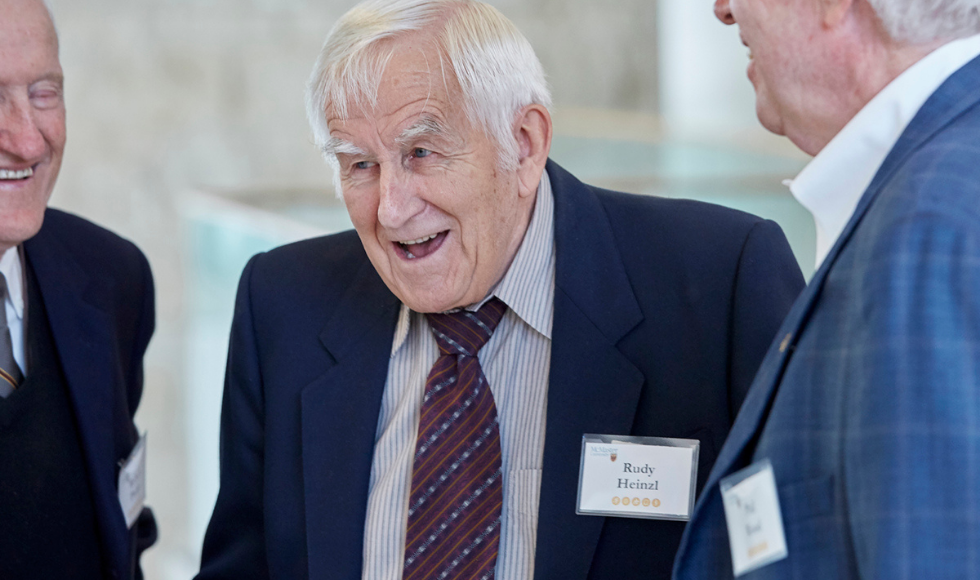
[819,0,854,28]
[513,104,552,199]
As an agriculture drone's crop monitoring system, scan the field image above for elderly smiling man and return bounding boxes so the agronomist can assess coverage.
[196,1,802,579]
[673,0,980,579]
[0,0,156,577]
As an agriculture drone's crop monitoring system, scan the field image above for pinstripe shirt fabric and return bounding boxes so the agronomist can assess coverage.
[362,172,556,580]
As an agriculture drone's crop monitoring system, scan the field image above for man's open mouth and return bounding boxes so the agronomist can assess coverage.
[395,231,449,260]
[0,167,34,181]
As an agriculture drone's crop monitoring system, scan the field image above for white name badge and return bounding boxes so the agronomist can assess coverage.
[577,434,699,521]
[720,459,788,576]
[118,433,147,529]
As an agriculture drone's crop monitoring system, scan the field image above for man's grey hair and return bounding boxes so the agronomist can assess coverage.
[305,0,551,181]
[868,0,980,44]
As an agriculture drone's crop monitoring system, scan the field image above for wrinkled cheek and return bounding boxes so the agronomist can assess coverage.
[343,191,380,234]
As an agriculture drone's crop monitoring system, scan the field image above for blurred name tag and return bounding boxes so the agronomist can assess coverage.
[576,434,699,521]
[118,433,147,529]
[720,459,788,576]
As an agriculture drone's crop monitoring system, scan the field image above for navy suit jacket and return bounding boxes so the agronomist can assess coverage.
[197,161,803,580]
[22,209,157,580]
[673,56,980,580]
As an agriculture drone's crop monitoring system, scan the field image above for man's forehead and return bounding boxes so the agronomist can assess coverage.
[325,41,465,141]
[0,0,57,39]
[0,0,60,76]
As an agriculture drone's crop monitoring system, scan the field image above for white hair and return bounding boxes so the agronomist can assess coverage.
[305,0,551,186]
[868,0,980,43]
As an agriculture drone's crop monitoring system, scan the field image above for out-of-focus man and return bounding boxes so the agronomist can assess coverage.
[196,1,803,579]
[674,0,980,578]
[0,1,157,577]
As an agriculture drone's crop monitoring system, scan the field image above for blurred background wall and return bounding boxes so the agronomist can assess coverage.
[42,1,810,577]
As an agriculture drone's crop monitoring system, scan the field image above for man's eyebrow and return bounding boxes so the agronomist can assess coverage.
[322,136,367,157]
[395,115,457,148]
[29,73,64,87]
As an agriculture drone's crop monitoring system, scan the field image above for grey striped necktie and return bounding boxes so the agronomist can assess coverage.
[0,271,24,398]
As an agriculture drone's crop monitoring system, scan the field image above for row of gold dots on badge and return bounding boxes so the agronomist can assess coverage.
[612,496,661,507]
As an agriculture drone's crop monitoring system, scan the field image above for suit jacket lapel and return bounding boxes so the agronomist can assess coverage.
[301,259,400,579]
[23,227,131,578]
[534,161,645,579]
[697,53,980,502]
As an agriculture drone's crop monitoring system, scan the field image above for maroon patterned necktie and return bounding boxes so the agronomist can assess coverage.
[403,298,507,580]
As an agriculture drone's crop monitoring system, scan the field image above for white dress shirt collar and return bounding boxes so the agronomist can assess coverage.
[787,34,980,270]
[391,170,556,354]
[0,246,25,323]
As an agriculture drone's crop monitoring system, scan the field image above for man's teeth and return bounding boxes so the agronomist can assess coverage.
[0,168,33,180]
[401,233,439,246]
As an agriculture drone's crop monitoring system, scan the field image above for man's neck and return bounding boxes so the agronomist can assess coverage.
[796,13,948,156]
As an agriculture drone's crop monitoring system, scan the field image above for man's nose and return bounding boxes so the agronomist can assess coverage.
[0,101,47,162]
[714,0,736,25]
[377,165,424,229]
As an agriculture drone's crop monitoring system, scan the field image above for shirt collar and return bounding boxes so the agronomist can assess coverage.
[391,170,557,355]
[787,34,980,270]
[0,246,25,322]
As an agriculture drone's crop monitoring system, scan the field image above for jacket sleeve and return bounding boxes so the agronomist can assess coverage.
[127,247,155,416]
[728,219,805,417]
[845,212,980,578]
[127,245,159,579]
[196,255,272,580]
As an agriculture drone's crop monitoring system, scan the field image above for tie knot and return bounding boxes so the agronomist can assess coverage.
[426,297,506,357]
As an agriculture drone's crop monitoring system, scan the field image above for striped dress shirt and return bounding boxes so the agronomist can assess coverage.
[362,172,556,580]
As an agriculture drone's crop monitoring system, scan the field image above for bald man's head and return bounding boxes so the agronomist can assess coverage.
[0,0,66,252]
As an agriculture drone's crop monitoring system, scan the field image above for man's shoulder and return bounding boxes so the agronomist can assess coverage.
[878,107,980,228]
[591,186,774,268]
[596,187,765,234]
[243,229,376,306]
[549,160,770,249]
[33,208,149,276]
[249,229,366,279]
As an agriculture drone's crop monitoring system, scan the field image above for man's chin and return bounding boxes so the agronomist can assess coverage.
[388,281,476,314]
[0,212,46,251]
[396,293,461,315]
[756,106,786,138]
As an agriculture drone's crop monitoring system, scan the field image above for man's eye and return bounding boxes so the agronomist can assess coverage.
[30,90,62,109]
[413,148,432,158]
[354,161,374,170]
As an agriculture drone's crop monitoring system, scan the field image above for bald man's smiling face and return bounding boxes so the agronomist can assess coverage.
[0,0,65,252]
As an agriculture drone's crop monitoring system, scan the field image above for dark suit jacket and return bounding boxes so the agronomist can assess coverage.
[197,160,803,580]
[673,55,980,580]
[22,208,157,580]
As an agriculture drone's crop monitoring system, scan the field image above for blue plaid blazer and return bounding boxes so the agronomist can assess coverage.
[673,54,980,580]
